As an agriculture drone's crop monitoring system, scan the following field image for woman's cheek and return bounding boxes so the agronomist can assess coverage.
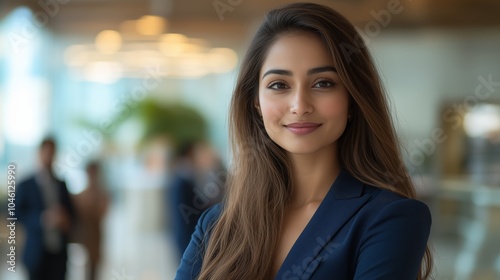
[261,109,282,134]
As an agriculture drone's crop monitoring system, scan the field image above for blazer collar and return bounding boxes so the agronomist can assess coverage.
[275,170,370,279]
[332,170,365,199]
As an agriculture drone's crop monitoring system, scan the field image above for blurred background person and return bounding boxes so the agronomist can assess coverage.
[193,141,227,210]
[167,140,226,261]
[74,160,109,280]
[16,137,77,280]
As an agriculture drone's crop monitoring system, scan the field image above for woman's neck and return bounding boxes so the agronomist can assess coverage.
[288,145,340,207]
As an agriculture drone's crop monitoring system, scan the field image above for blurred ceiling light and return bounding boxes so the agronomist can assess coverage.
[64,45,89,66]
[172,67,209,78]
[124,42,158,54]
[206,48,238,73]
[136,15,167,36]
[464,104,500,138]
[84,61,123,84]
[64,29,238,79]
[127,50,166,69]
[183,43,206,54]
[172,53,209,78]
[189,38,208,48]
[159,33,189,56]
[160,33,188,44]
[159,43,183,56]
[95,30,122,55]
[181,53,206,68]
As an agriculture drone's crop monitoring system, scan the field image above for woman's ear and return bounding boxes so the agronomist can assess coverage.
[254,100,262,116]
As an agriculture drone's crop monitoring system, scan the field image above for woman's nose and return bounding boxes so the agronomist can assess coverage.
[289,88,313,116]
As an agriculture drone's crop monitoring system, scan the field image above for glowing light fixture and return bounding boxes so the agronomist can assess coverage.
[83,61,123,84]
[65,25,239,80]
[160,33,188,44]
[174,53,209,77]
[136,15,167,36]
[464,104,500,138]
[159,33,189,56]
[95,30,122,55]
[206,48,238,73]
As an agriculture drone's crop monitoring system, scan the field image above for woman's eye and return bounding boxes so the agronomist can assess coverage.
[314,80,335,88]
[268,82,289,90]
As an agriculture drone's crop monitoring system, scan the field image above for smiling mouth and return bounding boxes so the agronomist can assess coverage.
[284,122,322,135]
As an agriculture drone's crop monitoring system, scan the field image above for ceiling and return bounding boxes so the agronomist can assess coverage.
[2,0,500,48]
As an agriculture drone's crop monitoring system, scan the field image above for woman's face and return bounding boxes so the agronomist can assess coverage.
[258,32,350,156]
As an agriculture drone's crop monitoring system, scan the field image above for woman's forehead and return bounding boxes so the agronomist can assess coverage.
[260,32,336,77]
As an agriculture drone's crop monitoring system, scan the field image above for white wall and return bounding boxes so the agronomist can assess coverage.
[369,28,500,152]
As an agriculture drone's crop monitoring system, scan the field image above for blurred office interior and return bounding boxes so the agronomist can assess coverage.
[0,0,499,279]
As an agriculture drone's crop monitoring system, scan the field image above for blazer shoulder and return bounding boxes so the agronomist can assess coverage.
[18,176,37,191]
[353,187,432,279]
[18,175,36,185]
[363,183,426,205]
[362,185,432,226]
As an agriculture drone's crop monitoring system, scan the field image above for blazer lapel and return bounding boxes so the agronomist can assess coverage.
[275,171,371,279]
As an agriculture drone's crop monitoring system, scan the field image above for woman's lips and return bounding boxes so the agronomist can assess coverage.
[284,122,321,135]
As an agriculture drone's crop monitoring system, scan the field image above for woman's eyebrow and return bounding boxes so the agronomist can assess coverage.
[307,66,337,75]
[261,69,292,80]
[261,66,337,80]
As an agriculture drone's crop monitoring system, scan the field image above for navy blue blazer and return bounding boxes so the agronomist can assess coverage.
[175,171,431,280]
[16,175,76,272]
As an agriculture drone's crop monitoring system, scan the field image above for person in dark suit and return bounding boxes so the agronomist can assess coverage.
[168,141,225,261]
[17,137,76,280]
[176,3,432,280]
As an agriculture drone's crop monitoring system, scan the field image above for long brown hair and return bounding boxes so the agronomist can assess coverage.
[198,3,433,279]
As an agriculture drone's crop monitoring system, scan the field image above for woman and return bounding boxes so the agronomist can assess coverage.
[175,2,433,280]
[74,161,109,280]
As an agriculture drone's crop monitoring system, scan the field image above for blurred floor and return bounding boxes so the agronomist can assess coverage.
[0,198,179,280]
[96,198,179,280]
[432,232,500,280]
[433,233,463,280]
